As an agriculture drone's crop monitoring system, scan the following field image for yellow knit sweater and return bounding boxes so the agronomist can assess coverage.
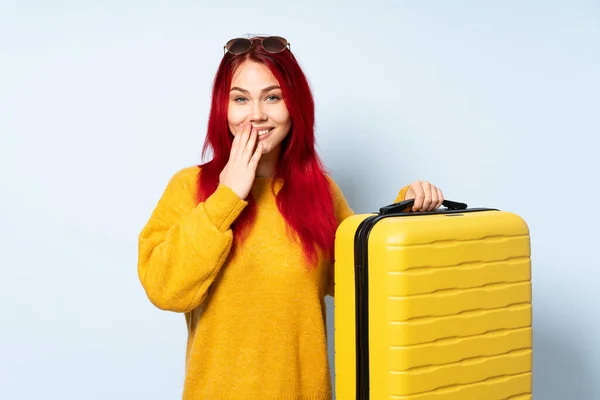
[137,166,408,399]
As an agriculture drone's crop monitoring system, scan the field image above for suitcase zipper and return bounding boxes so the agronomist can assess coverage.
[354,214,380,400]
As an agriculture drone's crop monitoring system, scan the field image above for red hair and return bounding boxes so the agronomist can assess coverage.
[196,37,338,267]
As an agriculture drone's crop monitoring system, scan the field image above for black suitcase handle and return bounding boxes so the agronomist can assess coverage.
[379,199,468,215]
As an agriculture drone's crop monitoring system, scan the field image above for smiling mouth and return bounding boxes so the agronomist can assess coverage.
[257,128,274,137]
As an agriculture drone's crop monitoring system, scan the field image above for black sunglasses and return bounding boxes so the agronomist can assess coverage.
[224,36,290,55]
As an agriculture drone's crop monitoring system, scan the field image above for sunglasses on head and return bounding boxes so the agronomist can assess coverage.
[224,36,290,55]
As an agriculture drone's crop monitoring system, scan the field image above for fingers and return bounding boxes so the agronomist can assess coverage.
[422,181,433,210]
[229,129,240,161]
[239,122,251,155]
[436,187,444,209]
[411,181,444,211]
[231,121,251,160]
[243,128,258,162]
[429,183,438,210]
[248,142,263,170]
[411,182,424,211]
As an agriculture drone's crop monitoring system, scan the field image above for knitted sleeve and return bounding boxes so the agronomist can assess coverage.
[137,167,247,313]
[395,185,410,203]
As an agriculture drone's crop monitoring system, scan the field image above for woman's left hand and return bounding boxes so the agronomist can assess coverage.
[405,180,444,211]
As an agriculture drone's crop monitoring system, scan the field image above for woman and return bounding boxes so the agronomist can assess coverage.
[137,35,445,399]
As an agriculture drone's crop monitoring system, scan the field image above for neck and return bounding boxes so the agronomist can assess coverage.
[255,146,281,178]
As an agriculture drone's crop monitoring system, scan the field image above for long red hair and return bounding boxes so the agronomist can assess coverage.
[196,37,338,267]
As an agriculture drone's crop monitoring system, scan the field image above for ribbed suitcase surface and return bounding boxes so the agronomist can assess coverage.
[334,202,532,400]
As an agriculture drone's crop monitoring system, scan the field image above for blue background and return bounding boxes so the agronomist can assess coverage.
[1,1,598,398]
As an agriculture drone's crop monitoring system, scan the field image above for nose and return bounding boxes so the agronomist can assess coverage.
[250,101,267,123]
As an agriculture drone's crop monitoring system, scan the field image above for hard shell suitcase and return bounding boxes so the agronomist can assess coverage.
[334,199,532,400]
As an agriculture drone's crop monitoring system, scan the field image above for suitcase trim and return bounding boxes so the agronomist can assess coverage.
[353,206,497,399]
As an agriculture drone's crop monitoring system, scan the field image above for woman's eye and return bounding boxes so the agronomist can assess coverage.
[266,95,280,102]
[234,97,247,103]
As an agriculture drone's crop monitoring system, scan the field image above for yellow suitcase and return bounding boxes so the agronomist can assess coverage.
[334,199,532,400]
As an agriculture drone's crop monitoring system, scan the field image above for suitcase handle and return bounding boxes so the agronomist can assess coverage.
[379,199,468,215]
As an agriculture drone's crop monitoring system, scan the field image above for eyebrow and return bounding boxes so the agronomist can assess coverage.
[230,85,281,94]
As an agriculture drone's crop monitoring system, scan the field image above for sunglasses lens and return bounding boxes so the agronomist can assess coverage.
[262,36,287,53]
[226,38,251,55]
